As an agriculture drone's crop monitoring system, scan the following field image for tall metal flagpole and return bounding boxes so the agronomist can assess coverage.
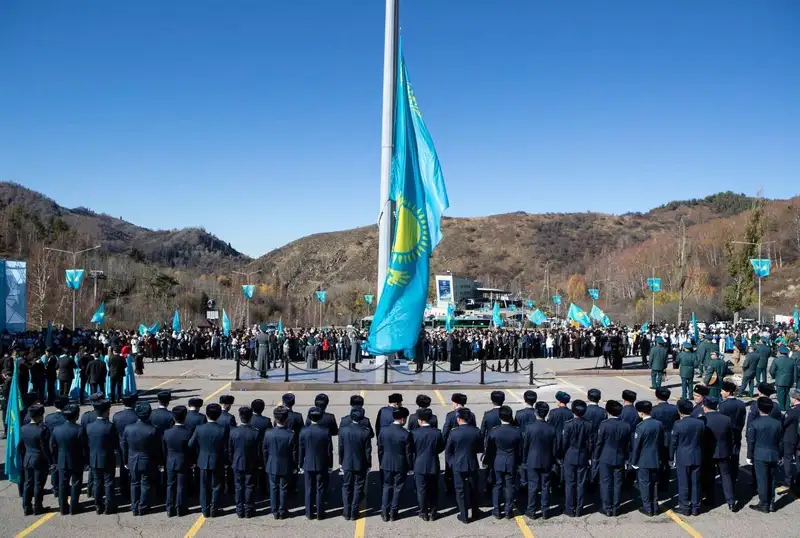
[375,0,399,368]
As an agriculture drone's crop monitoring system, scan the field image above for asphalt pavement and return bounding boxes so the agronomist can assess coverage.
[2,356,798,538]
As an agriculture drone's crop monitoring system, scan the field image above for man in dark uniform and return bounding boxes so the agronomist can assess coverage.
[263,406,296,519]
[620,390,639,432]
[56,349,76,398]
[704,351,727,399]
[410,407,443,521]
[162,405,192,517]
[249,399,272,497]
[701,397,736,511]
[86,353,107,397]
[77,349,92,404]
[670,398,704,516]
[515,390,538,492]
[483,405,521,519]
[189,403,228,518]
[217,394,237,494]
[755,337,771,385]
[480,390,506,494]
[561,400,593,517]
[770,345,796,412]
[691,385,709,418]
[107,348,126,403]
[339,407,372,521]
[746,383,782,433]
[299,407,333,520]
[676,342,697,400]
[547,391,573,490]
[86,399,119,514]
[651,387,679,494]
[445,407,483,523]
[339,394,374,438]
[781,389,800,488]
[375,392,402,485]
[522,401,556,520]
[18,404,51,515]
[281,393,304,495]
[408,394,438,431]
[442,393,475,494]
[43,348,58,406]
[112,393,139,498]
[719,381,747,486]
[50,404,86,515]
[305,393,338,438]
[739,345,759,397]
[81,392,104,499]
[649,337,668,389]
[185,398,207,434]
[747,397,783,513]
[697,333,716,377]
[594,400,630,517]
[378,406,411,521]
[44,396,68,499]
[151,390,174,432]
[122,402,162,516]
[584,388,607,487]
[630,400,663,516]
[229,406,260,518]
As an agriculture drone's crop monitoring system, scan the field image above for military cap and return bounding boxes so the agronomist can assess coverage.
[605,400,622,417]
[490,391,506,405]
[349,407,365,422]
[417,408,433,422]
[555,391,571,404]
[308,407,324,422]
[571,400,587,417]
[655,387,671,401]
[238,406,253,423]
[388,393,403,404]
[683,341,693,349]
[24,391,40,406]
[703,397,719,410]
[757,382,775,396]
[778,345,790,355]
[451,393,467,406]
[219,395,235,406]
[523,390,538,405]
[677,399,694,415]
[89,392,104,403]
[635,401,653,414]
[122,394,139,407]
[416,394,432,408]
[757,396,774,414]
[27,404,45,419]
[694,385,710,397]
[721,381,737,394]
[350,395,364,407]
[622,389,637,403]
[187,397,203,408]
[135,402,152,419]
[273,406,289,423]
[157,390,172,404]
[587,388,601,403]
[498,405,513,422]
[710,351,720,359]
[392,406,409,421]
[656,336,665,345]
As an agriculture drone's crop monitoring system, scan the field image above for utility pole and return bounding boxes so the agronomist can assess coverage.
[730,240,775,323]
[45,245,101,330]
[88,270,107,303]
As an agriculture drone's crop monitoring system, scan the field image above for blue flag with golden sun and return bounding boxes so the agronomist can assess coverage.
[367,44,449,355]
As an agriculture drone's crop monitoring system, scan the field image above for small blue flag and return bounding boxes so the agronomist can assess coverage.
[552,295,562,306]
[172,310,181,333]
[588,289,600,301]
[316,290,327,303]
[445,302,455,333]
[750,259,771,278]
[138,324,148,337]
[222,309,231,337]
[691,312,699,343]
[364,294,374,306]
[525,300,534,309]
[277,317,284,335]
[4,358,22,484]
[492,302,504,328]
[366,42,450,355]
[528,309,547,326]
[647,278,662,292]
[590,304,611,327]
[568,303,591,328]
[242,284,255,300]
[65,269,85,290]
[91,302,106,325]
[509,304,517,312]
[640,321,649,334]
[147,321,160,335]
[794,306,799,332]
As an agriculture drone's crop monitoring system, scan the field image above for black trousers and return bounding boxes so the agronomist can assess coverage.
[753,460,777,510]
[93,468,116,512]
[453,471,479,521]
[637,468,658,514]
[703,458,735,505]
[492,470,515,516]
[676,464,701,514]
[381,470,405,516]
[234,470,255,516]
[129,467,153,514]
[526,467,550,515]
[304,471,328,518]
[414,473,438,516]
[58,381,71,397]
[89,383,104,397]
[598,464,623,514]
[342,470,366,518]
[109,378,123,402]
[269,473,290,517]
[58,469,83,515]
[165,469,188,515]
[199,468,224,516]
[22,467,47,512]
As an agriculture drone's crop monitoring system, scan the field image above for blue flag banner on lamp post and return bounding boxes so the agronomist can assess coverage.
[315,290,327,303]
[528,309,547,326]
[492,302,504,328]
[364,294,374,306]
[366,42,450,355]
[65,269,85,290]
[509,304,517,312]
[4,358,22,484]
[552,295,562,305]
[445,302,455,333]
[568,303,591,328]
[222,309,231,337]
[588,289,600,301]
[525,300,534,309]
[91,302,106,325]
[242,284,255,300]
[172,310,181,333]
[646,278,662,292]
[750,259,771,278]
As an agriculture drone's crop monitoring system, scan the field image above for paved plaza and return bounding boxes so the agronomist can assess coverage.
[2,355,797,538]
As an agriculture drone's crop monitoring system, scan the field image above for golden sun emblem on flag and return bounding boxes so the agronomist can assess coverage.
[387,195,429,287]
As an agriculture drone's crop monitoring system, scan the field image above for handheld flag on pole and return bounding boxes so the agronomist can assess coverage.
[91,302,106,325]
[138,324,148,337]
[366,42,449,355]
[242,284,255,300]
[222,309,231,337]
[590,304,611,327]
[4,358,22,484]
[691,312,699,343]
[525,300,534,309]
[568,303,591,328]
[172,310,181,333]
[528,309,547,326]
[147,321,160,335]
[640,321,649,334]
[492,302,504,328]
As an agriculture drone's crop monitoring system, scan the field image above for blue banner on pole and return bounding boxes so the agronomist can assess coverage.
[528,308,547,326]
[90,302,106,325]
[65,269,85,290]
[222,309,231,337]
[552,295,562,305]
[172,310,181,333]
[588,289,600,301]
[242,284,255,300]
[525,300,534,308]
[568,303,591,328]
[647,278,662,292]
[750,259,771,278]
[315,290,327,303]
[364,294,374,306]
[492,302,504,328]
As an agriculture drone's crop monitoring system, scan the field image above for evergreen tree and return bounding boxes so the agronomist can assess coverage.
[724,199,764,313]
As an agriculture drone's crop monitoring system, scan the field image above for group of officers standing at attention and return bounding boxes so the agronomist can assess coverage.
[15,382,797,524]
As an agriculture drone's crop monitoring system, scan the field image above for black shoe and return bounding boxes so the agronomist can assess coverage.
[505,513,514,520]
[343,514,351,521]
[389,512,397,521]
[429,511,438,521]
[237,513,245,519]
[638,508,654,517]
[96,508,104,515]
[33,507,48,516]
[381,513,389,522]
[749,504,769,513]
[541,510,549,520]
[603,510,613,517]
[419,514,428,521]
[525,512,538,520]
[675,508,691,517]
[728,503,737,512]
[24,508,33,516]
[457,514,468,524]
[318,512,326,521]
[564,510,576,517]
[493,512,503,520]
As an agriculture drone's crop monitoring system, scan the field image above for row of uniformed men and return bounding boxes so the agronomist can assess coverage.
[16,383,797,523]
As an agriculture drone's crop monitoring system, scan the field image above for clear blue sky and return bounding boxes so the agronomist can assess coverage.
[1,1,797,257]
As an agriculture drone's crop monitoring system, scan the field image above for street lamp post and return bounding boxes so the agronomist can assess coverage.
[45,245,101,330]
[730,240,775,323]
[233,268,262,328]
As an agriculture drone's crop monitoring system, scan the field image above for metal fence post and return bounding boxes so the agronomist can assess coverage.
[431,358,437,385]
[334,357,339,384]
[383,359,389,384]
[480,359,486,385]
[235,358,241,382]
[284,357,289,383]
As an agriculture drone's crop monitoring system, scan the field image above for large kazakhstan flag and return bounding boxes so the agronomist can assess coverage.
[367,43,450,355]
